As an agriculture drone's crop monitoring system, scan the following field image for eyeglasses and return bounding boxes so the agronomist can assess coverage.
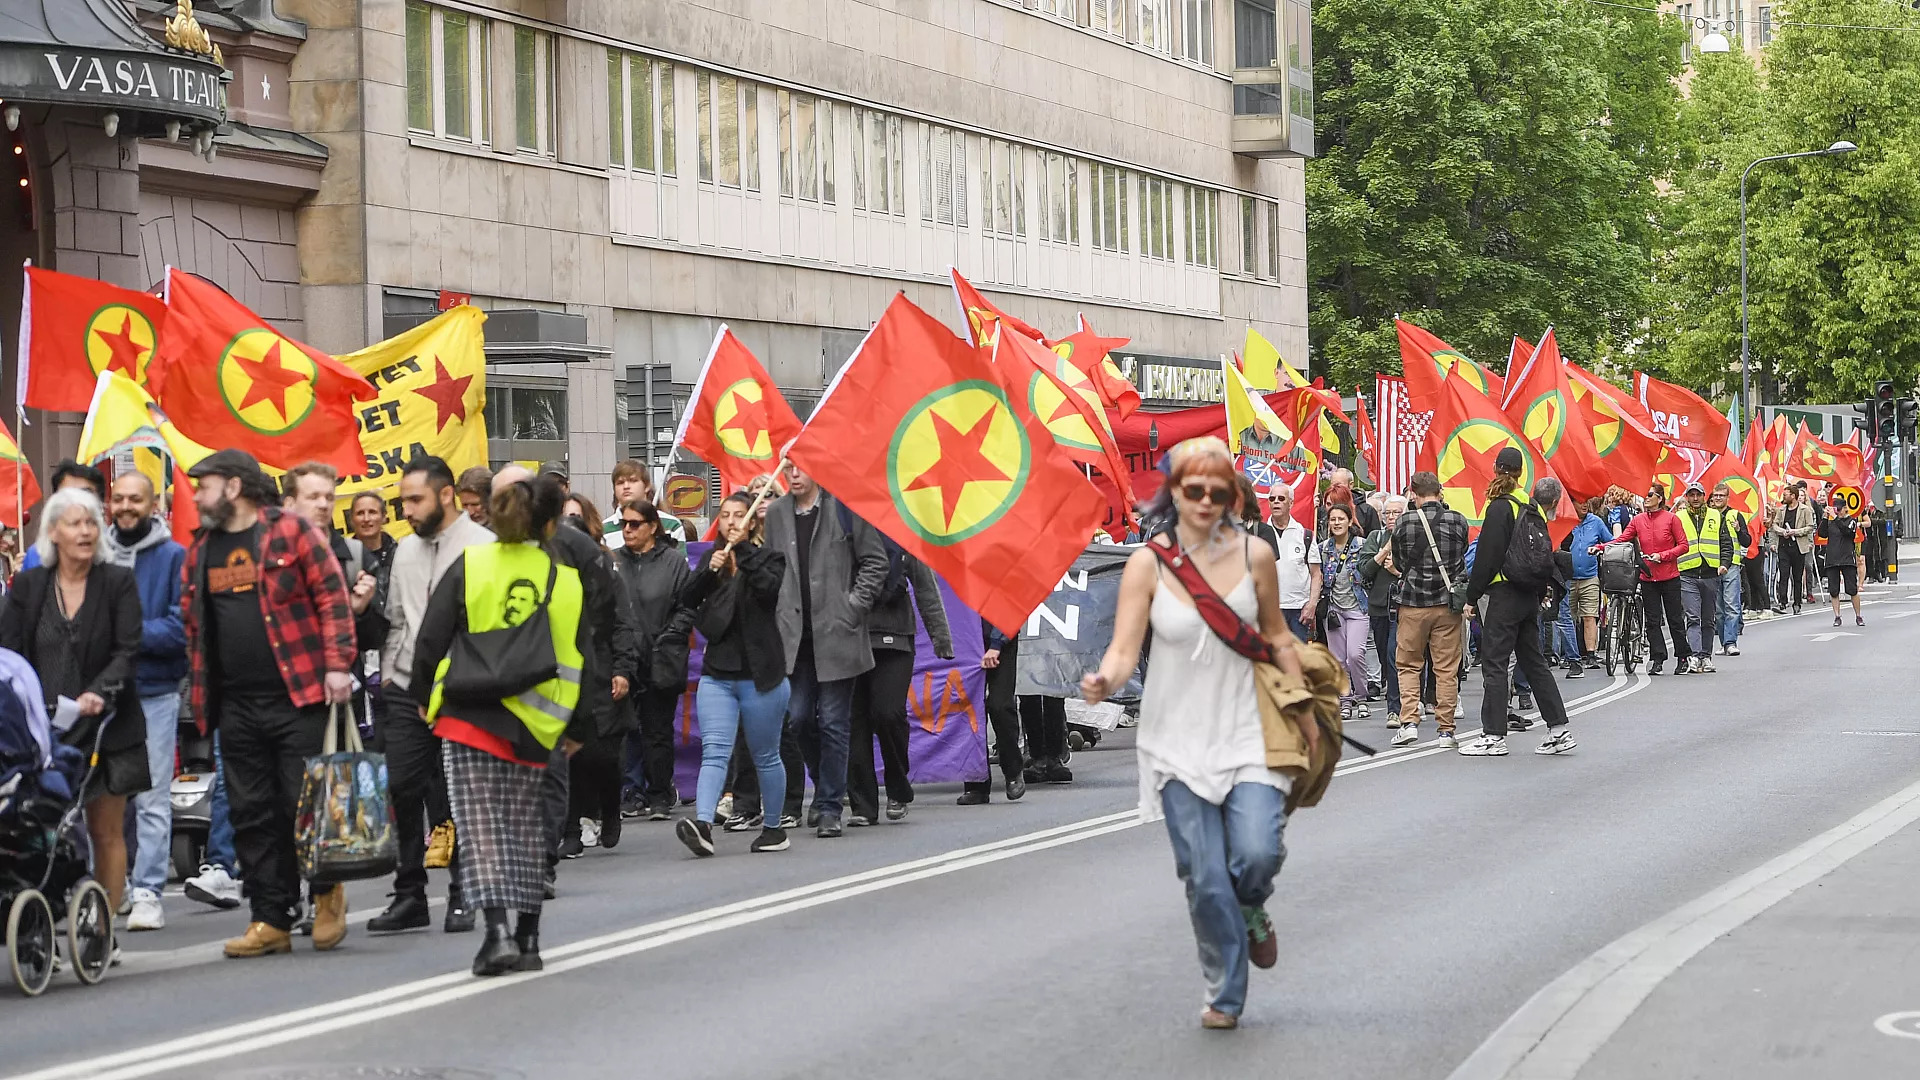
[620,518,650,530]
[1180,483,1234,506]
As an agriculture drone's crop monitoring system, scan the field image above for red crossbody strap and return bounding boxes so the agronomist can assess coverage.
[1145,540,1276,666]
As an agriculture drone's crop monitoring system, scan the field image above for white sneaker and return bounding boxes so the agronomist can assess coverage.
[125,887,165,931]
[1351,702,1371,720]
[1726,644,1740,656]
[1454,703,1466,721]
[1391,725,1419,748]
[1697,657,1716,673]
[1535,729,1577,755]
[580,818,601,848]
[716,794,735,821]
[1458,735,1509,757]
[1438,731,1459,748]
[184,865,242,910]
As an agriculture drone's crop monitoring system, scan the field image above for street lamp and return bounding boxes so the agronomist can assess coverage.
[1739,140,1856,441]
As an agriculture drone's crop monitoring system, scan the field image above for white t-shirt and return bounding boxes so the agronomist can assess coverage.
[1275,520,1317,610]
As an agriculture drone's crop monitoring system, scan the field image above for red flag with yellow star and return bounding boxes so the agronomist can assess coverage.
[1416,367,1576,541]
[949,267,1047,348]
[19,265,167,412]
[997,328,1136,524]
[1499,328,1612,501]
[1397,320,1505,412]
[788,294,1103,635]
[149,269,376,474]
[1053,316,1141,420]
[0,414,40,526]
[1564,361,1663,496]
[675,326,804,496]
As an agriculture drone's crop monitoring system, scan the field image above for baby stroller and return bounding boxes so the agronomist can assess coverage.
[0,650,115,996]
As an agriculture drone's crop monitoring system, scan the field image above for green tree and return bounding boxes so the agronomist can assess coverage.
[1306,0,1685,388]
[1652,0,1920,404]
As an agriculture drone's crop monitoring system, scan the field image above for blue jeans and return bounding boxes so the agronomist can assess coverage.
[1720,568,1743,645]
[1160,780,1289,1018]
[1282,608,1308,641]
[1368,613,1399,710]
[207,731,235,873]
[130,692,181,893]
[788,654,856,819]
[1555,592,1579,660]
[1681,574,1723,656]
[695,677,791,825]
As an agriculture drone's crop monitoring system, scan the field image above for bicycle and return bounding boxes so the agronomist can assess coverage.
[1596,541,1647,677]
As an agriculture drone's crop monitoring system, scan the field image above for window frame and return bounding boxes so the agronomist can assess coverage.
[405,2,491,146]
[512,24,557,157]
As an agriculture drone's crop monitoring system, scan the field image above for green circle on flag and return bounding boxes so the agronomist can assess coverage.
[887,380,1030,547]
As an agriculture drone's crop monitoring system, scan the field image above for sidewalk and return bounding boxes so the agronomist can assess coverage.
[1577,820,1920,1079]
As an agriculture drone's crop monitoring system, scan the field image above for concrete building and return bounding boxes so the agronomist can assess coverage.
[2,0,1314,518]
[1665,1,1774,63]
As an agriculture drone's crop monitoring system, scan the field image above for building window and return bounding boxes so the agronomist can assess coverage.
[1266,199,1282,279]
[405,2,490,144]
[513,26,556,156]
[920,123,969,226]
[1091,163,1129,252]
[982,138,1025,237]
[1139,0,1172,53]
[610,53,674,175]
[779,91,834,203]
[1042,152,1079,245]
[697,73,713,182]
[1286,0,1314,133]
[1185,185,1217,268]
[743,84,760,191]
[1089,0,1124,36]
[1141,177,1173,260]
[851,109,902,214]
[1180,0,1213,64]
[694,74,759,189]
[1038,0,1078,20]
[1240,195,1256,274]
[1758,5,1772,44]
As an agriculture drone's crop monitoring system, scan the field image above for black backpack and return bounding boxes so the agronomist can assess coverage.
[1503,496,1558,591]
[837,502,910,606]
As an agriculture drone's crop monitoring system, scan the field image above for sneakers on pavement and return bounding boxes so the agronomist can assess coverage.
[1697,657,1716,673]
[558,834,585,860]
[1517,692,1534,711]
[125,887,165,931]
[816,813,844,839]
[1390,725,1418,748]
[676,818,715,858]
[1833,615,1843,627]
[1565,661,1586,680]
[716,794,735,821]
[185,864,242,910]
[579,818,600,848]
[1650,660,1665,676]
[1458,735,1510,757]
[367,893,430,933]
[847,814,874,828]
[724,812,764,833]
[886,799,909,821]
[1437,731,1459,748]
[1726,643,1741,656]
[1535,729,1577,755]
[1243,906,1278,969]
[751,827,790,853]
[1386,711,1402,728]
[1857,614,1867,626]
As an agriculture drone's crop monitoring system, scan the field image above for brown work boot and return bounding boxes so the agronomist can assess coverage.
[223,922,293,958]
[311,884,348,951]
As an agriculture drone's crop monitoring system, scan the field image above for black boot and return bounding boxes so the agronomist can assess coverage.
[443,888,475,934]
[513,912,542,972]
[367,893,430,933]
[472,908,520,976]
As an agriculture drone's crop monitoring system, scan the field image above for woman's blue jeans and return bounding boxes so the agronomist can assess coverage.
[695,677,791,824]
[1160,780,1288,1018]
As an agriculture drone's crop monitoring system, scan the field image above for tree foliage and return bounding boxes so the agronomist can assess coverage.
[1306,0,1686,389]
[1650,0,1920,404]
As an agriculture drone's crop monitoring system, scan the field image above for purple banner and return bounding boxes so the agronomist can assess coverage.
[669,544,990,792]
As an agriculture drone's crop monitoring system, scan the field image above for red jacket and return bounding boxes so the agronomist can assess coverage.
[184,506,355,730]
[1612,509,1688,582]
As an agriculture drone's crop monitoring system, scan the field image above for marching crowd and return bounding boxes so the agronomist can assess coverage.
[11,449,1092,978]
[6,435,1893,1021]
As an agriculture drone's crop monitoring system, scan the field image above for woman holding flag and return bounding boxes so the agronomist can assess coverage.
[1082,437,1311,1031]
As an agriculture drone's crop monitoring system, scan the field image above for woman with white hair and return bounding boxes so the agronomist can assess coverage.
[0,486,148,919]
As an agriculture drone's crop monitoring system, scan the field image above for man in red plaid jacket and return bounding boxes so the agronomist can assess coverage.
[182,450,357,959]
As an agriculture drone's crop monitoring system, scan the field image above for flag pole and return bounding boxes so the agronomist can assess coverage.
[718,453,788,556]
[12,404,22,537]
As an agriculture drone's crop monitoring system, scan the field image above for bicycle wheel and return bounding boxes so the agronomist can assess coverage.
[1628,601,1648,671]
[1602,595,1624,677]
[66,879,112,985]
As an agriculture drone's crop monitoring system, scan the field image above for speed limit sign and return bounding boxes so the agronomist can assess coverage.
[1833,485,1866,516]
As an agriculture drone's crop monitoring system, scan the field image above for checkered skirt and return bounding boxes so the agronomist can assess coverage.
[443,740,547,914]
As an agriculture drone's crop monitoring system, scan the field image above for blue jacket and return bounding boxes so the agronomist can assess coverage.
[104,523,188,697]
[1568,514,1615,580]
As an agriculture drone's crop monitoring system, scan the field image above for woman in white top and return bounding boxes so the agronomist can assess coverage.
[1083,437,1308,1031]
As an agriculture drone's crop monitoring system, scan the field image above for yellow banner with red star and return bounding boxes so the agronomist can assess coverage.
[323,306,489,534]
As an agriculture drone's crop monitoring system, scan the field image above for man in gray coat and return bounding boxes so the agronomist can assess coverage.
[763,463,888,838]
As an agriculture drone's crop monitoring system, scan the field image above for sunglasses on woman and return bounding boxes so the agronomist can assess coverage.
[620,517,650,530]
[1180,483,1234,506]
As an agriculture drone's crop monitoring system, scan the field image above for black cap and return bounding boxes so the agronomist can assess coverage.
[185,448,264,481]
[1494,446,1524,474]
[538,460,569,481]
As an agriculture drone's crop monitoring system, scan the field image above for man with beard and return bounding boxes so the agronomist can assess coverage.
[105,472,188,933]
[373,456,493,934]
[182,450,356,957]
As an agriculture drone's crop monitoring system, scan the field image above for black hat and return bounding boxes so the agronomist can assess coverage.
[1494,446,1525,474]
[186,448,264,481]
[538,460,570,481]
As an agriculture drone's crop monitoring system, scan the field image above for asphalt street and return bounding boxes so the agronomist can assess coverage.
[7,579,1920,1080]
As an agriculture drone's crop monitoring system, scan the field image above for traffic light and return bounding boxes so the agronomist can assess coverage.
[1855,397,1882,442]
[1875,381,1899,440]
[1899,397,1918,442]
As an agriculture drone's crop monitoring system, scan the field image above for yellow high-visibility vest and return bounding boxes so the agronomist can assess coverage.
[427,541,584,750]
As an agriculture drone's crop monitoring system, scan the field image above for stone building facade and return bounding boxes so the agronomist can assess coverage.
[4,0,1312,517]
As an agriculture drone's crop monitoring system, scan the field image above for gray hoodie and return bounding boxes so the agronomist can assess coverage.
[380,511,494,692]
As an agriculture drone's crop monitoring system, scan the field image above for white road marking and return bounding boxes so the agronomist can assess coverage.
[1882,610,1920,620]
[1445,773,1920,1080]
[1807,631,1861,641]
[1873,1011,1920,1040]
